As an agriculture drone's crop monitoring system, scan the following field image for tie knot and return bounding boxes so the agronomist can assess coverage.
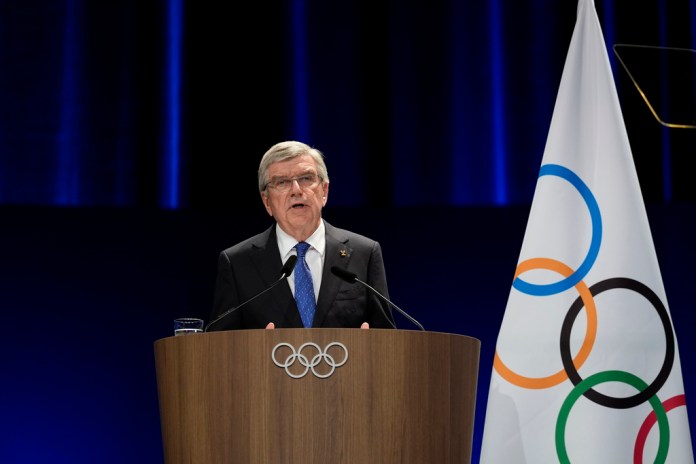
[295,242,310,258]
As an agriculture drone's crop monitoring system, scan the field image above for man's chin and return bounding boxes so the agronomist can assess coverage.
[285,215,319,229]
[287,209,315,221]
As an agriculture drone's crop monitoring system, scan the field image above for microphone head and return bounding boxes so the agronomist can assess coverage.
[330,265,357,284]
[281,255,298,277]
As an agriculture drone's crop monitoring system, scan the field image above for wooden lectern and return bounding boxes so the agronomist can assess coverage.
[154,328,480,463]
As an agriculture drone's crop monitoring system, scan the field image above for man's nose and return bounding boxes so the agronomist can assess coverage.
[289,179,303,192]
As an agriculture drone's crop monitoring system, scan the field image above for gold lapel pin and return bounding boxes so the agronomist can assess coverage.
[340,249,347,257]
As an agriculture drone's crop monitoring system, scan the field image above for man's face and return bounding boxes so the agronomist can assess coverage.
[261,154,329,240]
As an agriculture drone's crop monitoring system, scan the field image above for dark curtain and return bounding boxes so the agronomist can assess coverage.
[1,0,695,210]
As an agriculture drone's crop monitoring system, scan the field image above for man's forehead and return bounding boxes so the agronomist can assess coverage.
[268,156,317,175]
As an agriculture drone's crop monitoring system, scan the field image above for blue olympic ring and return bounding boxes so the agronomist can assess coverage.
[513,164,602,296]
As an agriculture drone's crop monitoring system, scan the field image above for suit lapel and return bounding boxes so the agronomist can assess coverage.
[250,226,303,327]
[314,222,352,327]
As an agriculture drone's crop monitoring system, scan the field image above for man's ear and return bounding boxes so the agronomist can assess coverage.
[261,191,273,216]
[322,182,329,206]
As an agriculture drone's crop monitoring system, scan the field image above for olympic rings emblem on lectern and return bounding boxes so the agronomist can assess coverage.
[271,342,348,379]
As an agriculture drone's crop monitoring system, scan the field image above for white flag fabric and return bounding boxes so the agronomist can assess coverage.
[479,0,694,462]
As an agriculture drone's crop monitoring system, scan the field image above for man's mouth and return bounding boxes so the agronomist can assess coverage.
[291,202,306,209]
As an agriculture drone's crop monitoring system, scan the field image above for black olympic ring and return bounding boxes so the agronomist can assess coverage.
[560,277,675,409]
[271,342,348,379]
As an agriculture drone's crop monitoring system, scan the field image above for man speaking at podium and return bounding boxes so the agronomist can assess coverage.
[207,141,394,331]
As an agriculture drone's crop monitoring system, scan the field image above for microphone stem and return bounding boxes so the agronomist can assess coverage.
[356,278,425,331]
[205,275,286,332]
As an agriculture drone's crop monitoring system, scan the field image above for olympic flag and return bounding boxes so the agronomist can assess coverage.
[479,0,694,462]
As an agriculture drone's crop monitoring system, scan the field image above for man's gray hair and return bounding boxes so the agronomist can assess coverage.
[258,141,329,192]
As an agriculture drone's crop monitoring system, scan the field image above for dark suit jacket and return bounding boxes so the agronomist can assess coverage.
[208,221,395,330]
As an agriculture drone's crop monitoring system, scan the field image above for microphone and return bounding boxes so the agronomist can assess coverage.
[205,255,298,332]
[330,266,425,331]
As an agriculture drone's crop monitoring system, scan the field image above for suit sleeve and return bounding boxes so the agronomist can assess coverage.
[209,250,242,330]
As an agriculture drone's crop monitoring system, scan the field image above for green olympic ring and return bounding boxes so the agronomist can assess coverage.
[555,370,670,463]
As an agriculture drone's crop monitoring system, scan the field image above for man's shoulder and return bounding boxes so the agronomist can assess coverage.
[221,225,274,256]
[324,220,378,246]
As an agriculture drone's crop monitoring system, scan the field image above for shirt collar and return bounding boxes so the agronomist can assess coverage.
[276,219,326,259]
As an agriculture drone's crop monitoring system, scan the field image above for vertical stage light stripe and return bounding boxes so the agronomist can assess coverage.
[657,3,672,202]
[489,0,507,204]
[162,0,183,209]
[449,1,471,205]
[692,0,696,49]
[660,125,672,202]
[600,0,618,103]
[449,1,482,205]
[291,0,310,141]
[57,0,80,206]
[600,0,615,69]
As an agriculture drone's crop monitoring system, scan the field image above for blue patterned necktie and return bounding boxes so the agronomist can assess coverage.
[294,242,316,328]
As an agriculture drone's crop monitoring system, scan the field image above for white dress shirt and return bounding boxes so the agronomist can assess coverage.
[275,220,326,302]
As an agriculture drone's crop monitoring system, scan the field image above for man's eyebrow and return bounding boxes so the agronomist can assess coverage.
[270,170,317,179]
